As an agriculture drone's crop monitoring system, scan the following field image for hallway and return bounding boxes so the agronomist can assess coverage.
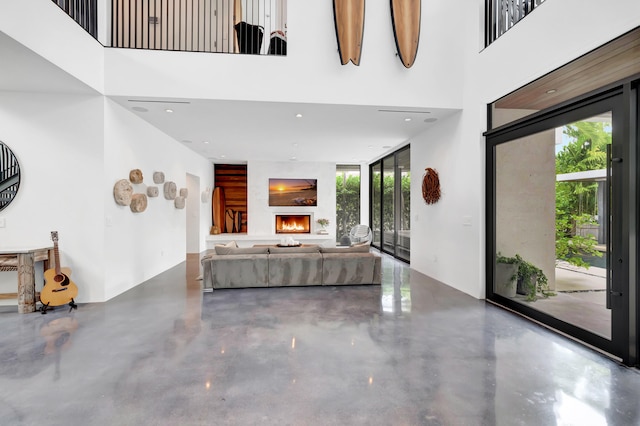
[0,253,638,425]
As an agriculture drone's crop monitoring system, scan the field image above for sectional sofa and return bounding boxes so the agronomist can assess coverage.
[201,243,382,289]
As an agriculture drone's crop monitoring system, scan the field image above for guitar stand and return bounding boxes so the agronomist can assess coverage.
[39,298,77,315]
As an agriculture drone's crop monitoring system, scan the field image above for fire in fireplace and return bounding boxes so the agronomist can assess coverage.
[275,214,311,234]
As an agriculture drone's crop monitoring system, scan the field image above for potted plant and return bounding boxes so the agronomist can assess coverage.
[495,253,518,298]
[513,254,555,302]
[316,218,330,235]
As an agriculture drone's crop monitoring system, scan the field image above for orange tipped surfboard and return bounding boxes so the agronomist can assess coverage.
[212,187,226,232]
[333,0,365,66]
[391,0,420,68]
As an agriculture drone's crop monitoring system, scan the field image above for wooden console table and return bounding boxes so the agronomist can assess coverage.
[0,246,54,313]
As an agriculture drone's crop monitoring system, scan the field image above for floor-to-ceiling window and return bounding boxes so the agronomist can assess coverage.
[395,148,410,261]
[370,145,410,262]
[335,165,360,243]
[487,82,638,366]
[371,162,382,247]
[486,26,640,367]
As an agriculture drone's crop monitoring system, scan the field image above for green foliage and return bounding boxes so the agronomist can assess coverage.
[556,213,602,268]
[370,170,411,235]
[336,172,360,241]
[514,254,555,302]
[556,122,609,174]
[497,253,555,301]
[555,121,610,267]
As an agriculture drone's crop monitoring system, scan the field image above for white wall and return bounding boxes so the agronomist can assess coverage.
[410,111,484,297]
[103,98,214,300]
[186,173,201,253]
[102,0,465,109]
[247,160,336,236]
[0,93,213,304]
[410,0,640,299]
[0,92,106,302]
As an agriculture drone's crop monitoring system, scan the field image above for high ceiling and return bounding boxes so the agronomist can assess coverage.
[5,24,638,163]
[109,97,456,164]
[0,31,456,165]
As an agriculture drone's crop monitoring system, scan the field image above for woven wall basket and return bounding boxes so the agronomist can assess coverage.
[422,168,441,205]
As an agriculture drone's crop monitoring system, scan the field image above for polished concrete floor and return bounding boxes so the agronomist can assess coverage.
[1,253,639,425]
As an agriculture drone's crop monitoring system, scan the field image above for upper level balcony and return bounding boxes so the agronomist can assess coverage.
[18,0,467,112]
[485,0,545,46]
[54,0,543,53]
[54,0,287,55]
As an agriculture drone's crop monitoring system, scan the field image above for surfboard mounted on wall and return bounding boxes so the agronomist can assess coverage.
[333,0,365,66]
[391,0,421,68]
[212,187,226,232]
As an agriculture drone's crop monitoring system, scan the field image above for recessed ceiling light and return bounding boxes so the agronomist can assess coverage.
[290,156,297,161]
[220,155,226,158]
[382,145,392,149]
[404,118,412,122]
[368,145,373,149]
[165,109,174,113]
[296,113,302,118]
[132,106,148,112]
[546,89,557,94]
[203,141,209,144]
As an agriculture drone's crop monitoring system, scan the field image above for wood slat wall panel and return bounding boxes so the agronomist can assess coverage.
[214,164,248,233]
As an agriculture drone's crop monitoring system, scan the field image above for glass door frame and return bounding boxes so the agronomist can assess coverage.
[369,145,411,263]
[485,85,636,365]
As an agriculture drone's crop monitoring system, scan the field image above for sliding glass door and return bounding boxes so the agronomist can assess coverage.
[370,146,410,262]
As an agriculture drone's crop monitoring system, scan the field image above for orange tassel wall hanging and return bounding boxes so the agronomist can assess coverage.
[422,168,441,205]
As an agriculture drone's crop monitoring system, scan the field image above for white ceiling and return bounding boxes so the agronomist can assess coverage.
[110,97,456,163]
[1,31,456,164]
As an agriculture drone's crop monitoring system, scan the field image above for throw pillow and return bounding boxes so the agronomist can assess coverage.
[214,240,239,255]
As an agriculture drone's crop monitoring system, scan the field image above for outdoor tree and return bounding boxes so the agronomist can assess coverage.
[556,121,610,267]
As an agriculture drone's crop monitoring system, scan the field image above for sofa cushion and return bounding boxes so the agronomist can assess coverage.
[268,252,323,286]
[322,253,378,285]
[215,246,269,255]
[320,245,370,254]
[202,254,269,288]
[268,245,321,254]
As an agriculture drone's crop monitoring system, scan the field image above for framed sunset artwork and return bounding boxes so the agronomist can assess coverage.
[269,178,317,206]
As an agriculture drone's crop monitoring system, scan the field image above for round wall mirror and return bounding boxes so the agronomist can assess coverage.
[0,141,21,212]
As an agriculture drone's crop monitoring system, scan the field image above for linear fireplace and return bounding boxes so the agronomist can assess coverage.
[275,214,311,234]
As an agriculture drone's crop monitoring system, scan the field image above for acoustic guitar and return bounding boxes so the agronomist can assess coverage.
[40,231,78,312]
